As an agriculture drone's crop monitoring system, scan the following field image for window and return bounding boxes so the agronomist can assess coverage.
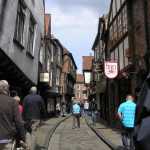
[112,0,117,18]
[115,48,119,61]
[14,0,26,46]
[118,13,122,39]
[27,15,36,56]
[56,69,60,86]
[50,70,53,87]
[51,44,54,62]
[122,6,127,34]
[39,45,45,64]
[57,47,61,64]
[116,0,121,11]
[121,0,126,5]
[47,56,50,72]
[124,37,129,66]
[119,43,124,70]
[111,51,115,60]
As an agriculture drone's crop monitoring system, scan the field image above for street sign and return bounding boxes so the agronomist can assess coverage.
[104,61,118,79]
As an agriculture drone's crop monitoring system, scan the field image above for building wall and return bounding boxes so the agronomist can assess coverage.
[74,83,87,101]
[0,0,44,84]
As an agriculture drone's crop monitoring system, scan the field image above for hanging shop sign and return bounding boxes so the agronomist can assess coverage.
[104,61,118,79]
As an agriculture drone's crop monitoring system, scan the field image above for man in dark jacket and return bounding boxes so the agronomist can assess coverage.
[89,98,97,126]
[23,86,46,150]
[0,80,25,149]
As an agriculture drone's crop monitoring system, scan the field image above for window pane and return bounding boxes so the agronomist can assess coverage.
[112,0,116,18]
[116,0,121,11]
[14,0,26,45]
[111,51,115,60]
[115,48,118,61]
[122,5,127,34]
[27,16,35,55]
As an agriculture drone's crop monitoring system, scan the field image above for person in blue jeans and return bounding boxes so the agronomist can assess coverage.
[72,102,81,129]
[90,99,97,126]
[118,95,136,150]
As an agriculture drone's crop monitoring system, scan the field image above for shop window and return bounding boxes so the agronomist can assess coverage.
[14,0,26,47]
[27,15,36,56]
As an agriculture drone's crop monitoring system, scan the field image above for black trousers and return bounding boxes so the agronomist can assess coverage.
[122,126,134,149]
[72,114,80,128]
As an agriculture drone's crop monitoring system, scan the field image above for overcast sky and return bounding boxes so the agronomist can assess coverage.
[45,0,110,73]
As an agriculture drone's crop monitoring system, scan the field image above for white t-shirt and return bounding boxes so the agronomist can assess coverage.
[84,102,89,110]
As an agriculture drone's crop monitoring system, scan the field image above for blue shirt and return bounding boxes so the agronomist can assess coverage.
[72,104,80,114]
[118,100,136,128]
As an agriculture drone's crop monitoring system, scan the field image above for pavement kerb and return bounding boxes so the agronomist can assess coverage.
[85,117,117,150]
[36,115,71,150]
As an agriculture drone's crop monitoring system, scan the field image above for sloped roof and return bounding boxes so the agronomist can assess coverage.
[82,56,94,71]
[63,48,77,69]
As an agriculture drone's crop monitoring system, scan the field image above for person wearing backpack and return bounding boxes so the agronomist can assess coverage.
[72,101,81,129]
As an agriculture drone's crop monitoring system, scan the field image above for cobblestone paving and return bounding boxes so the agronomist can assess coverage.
[48,117,111,150]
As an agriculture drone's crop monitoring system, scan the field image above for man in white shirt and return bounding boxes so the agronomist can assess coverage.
[84,101,89,116]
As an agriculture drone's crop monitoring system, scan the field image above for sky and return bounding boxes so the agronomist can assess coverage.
[45,0,111,73]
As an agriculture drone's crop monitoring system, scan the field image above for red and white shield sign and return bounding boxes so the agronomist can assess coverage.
[104,61,118,79]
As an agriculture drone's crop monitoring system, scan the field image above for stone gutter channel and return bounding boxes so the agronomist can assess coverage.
[35,115,70,150]
[85,117,119,150]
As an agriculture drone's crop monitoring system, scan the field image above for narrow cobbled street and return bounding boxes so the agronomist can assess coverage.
[48,117,111,150]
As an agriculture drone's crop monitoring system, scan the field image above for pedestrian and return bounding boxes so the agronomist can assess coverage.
[0,80,26,150]
[14,96,23,114]
[11,90,23,114]
[80,101,84,117]
[84,100,89,116]
[89,98,97,126]
[61,102,66,117]
[134,74,150,150]
[23,86,46,150]
[117,94,136,150]
[72,101,81,129]
[56,102,61,117]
